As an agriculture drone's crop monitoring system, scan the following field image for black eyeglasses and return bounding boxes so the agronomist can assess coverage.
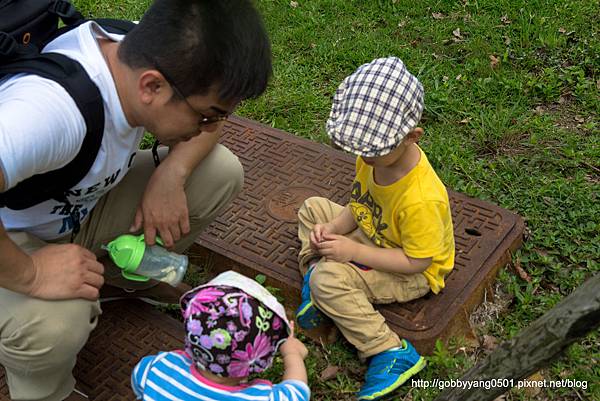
[148,56,229,126]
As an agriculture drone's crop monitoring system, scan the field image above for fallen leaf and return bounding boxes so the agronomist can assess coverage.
[290,1,298,8]
[500,15,512,25]
[455,74,462,80]
[504,36,511,45]
[523,372,544,397]
[460,118,472,124]
[489,54,500,68]
[398,21,406,28]
[453,28,462,39]
[575,116,585,123]
[442,75,449,82]
[432,12,445,19]
[319,365,340,381]
[482,335,499,351]
[513,257,531,282]
[558,27,566,33]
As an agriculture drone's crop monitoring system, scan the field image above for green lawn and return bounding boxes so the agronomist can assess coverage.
[75,0,599,400]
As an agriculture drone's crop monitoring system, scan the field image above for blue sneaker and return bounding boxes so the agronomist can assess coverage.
[357,340,426,400]
[295,267,330,329]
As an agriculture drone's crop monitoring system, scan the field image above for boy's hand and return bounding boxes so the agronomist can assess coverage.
[310,223,336,251]
[281,322,308,360]
[318,234,357,263]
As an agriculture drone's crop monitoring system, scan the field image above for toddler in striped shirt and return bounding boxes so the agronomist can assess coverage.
[131,270,310,400]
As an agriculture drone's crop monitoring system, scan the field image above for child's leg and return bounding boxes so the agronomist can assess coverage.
[309,261,430,358]
[297,196,345,275]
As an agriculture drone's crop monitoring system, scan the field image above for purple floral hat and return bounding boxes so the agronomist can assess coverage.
[180,271,291,378]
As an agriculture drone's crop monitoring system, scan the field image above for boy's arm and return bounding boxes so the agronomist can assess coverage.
[353,244,431,274]
[329,205,357,235]
[314,205,357,243]
[317,233,431,274]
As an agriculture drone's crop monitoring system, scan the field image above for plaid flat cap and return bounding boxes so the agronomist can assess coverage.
[326,57,424,157]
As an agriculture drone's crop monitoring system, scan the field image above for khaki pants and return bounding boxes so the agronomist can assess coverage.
[0,145,243,401]
[297,197,430,359]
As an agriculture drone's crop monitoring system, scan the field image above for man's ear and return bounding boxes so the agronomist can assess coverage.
[404,127,424,144]
[138,70,167,105]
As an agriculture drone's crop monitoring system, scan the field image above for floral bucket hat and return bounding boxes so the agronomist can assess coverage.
[180,270,291,378]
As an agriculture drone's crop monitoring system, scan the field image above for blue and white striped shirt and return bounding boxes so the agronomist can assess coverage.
[131,351,311,401]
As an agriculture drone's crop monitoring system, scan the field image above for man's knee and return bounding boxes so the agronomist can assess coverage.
[187,145,244,216]
[1,299,99,369]
[204,144,244,195]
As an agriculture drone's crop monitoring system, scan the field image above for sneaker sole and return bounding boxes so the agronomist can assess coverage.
[358,357,427,401]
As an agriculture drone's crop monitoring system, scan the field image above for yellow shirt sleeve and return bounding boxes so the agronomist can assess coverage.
[399,202,449,259]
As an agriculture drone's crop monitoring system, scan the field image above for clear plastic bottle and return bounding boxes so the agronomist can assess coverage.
[104,234,188,287]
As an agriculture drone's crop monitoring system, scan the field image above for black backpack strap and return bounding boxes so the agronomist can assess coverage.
[48,0,84,26]
[0,49,104,211]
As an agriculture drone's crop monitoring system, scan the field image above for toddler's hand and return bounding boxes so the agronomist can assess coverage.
[310,223,335,251]
[281,322,308,360]
[318,233,356,263]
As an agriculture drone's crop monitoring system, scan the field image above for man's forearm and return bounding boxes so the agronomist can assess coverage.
[0,220,33,293]
[162,129,221,182]
[352,244,431,274]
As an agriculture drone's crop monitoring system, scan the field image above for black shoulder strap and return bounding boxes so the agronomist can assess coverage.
[0,40,104,210]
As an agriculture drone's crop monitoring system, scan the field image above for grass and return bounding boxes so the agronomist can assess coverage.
[74,0,599,399]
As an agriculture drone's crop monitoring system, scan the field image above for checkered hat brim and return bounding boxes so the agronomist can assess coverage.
[326,57,424,157]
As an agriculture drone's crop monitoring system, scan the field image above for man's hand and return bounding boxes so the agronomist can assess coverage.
[317,233,357,263]
[24,244,104,300]
[309,223,336,251]
[130,165,190,248]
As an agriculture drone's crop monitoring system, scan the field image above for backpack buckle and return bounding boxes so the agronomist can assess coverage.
[49,0,78,18]
[0,32,17,57]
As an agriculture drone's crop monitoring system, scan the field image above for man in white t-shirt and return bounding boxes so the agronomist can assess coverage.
[0,1,272,400]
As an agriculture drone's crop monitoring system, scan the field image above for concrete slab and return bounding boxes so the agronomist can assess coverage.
[191,116,525,354]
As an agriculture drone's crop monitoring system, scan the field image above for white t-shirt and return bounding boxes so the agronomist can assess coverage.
[0,21,144,239]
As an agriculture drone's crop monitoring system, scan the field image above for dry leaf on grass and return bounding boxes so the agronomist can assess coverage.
[481,335,499,351]
[513,257,531,282]
[523,372,544,397]
[319,365,340,381]
[290,1,298,8]
[432,12,445,20]
[453,28,462,39]
[489,54,500,68]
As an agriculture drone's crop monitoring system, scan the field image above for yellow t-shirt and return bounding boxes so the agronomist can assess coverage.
[348,146,455,294]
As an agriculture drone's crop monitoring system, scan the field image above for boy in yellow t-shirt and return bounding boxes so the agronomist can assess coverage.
[295,57,455,401]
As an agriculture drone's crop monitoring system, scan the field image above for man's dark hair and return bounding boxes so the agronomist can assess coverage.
[118,0,272,101]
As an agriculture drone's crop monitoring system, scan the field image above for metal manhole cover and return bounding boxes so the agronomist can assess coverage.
[266,186,321,222]
[194,116,525,354]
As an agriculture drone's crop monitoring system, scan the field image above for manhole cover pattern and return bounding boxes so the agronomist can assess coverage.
[1,301,184,401]
[199,117,521,332]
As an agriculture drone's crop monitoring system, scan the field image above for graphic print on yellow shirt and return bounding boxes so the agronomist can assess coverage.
[348,147,455,294]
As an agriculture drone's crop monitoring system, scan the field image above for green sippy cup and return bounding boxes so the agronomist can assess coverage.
[104,234,188,286]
